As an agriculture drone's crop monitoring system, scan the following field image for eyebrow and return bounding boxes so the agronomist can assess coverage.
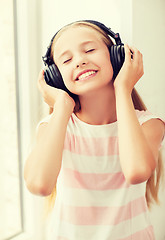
[58,41,97,59]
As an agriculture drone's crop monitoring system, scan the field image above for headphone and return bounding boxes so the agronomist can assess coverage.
[42,20,125,100]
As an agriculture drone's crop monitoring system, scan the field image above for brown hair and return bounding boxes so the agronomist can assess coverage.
[44,21,164,216]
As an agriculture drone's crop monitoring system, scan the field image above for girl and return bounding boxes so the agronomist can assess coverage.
[24,21,165,239]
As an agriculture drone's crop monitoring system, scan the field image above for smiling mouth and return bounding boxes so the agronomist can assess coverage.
[76,70,98,81]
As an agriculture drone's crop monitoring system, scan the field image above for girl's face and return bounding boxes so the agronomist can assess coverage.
[53,26,114,96]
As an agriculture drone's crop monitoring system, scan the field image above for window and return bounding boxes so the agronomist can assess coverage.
[0,0,23,239]
[0,0,46,239]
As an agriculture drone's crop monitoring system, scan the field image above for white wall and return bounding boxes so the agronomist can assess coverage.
[132,1,165,239]
[132,0,165,117]
[41,0,122,60]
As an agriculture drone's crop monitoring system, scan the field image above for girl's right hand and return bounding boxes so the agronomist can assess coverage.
[37,69,76,110]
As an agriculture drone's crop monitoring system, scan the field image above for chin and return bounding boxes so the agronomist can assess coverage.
[67,76,113,95]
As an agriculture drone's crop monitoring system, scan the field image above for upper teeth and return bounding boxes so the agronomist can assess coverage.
[78,71,96,80]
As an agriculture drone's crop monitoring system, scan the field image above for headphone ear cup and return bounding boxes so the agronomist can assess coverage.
[44,64,69,92]
[44,64,63,87]
[44,64,77,100]
[109,44,125,79]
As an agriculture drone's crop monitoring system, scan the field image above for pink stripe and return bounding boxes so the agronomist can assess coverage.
[62,168,129,190]
[119,225,155,240]
[60,197,147,225]
[64,132,119,156]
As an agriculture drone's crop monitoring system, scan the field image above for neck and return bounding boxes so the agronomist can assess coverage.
[76,84,117,125]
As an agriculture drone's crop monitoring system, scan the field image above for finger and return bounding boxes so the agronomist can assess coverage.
[40,69,45,76]
[38,69,45,82]
[37,69,47,92]
[124,44,132,63]
[38,69,45,81]
[129,46,144,76]
[129,46,143,63]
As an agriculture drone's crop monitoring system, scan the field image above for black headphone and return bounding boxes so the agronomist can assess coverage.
[42,20,125,100]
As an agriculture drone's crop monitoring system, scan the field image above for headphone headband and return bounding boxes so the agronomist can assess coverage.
[42,20,123,66]
[83,20,122,45]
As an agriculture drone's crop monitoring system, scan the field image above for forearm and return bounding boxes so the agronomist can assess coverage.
[24,102,73,195]
[115,87,156,184]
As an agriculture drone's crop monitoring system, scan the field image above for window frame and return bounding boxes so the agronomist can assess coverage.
[12,0,45,239]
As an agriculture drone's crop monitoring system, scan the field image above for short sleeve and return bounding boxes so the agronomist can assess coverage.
[136,109,165,148]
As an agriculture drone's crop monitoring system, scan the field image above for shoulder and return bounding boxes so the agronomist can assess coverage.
[135,109,165,150]
[141,118,165,140]
[136,109,164,128]
[141,117,165,153]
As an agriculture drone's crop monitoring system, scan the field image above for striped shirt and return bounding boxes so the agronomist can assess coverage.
[40,109,164,240]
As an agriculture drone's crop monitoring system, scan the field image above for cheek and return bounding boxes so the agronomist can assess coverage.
[60,67,73,89]
[59,67,70,82]
[102,56,114,80]
[97,49,113,75]
[108,62,113,76]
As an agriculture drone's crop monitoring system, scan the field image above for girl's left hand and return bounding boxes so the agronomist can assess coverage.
[113,44,144,94]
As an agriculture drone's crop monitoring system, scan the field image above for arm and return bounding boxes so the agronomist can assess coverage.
[24,70,75,196]
[114,45,165,184]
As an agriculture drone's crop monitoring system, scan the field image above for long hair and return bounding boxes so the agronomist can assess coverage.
[44,21,164,217]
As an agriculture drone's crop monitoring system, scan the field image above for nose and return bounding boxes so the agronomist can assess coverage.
[76,62,86,68]
[75,54,88,68]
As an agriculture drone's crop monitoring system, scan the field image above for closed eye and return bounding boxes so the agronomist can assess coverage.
[63,58,71,64]
[86,49,95,53]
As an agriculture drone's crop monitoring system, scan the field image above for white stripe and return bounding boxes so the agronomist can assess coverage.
[47,212,151,240]
[62,151,122,173]
[56,182,146,207]
[130,212,153,237]
[67,114,118,137]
